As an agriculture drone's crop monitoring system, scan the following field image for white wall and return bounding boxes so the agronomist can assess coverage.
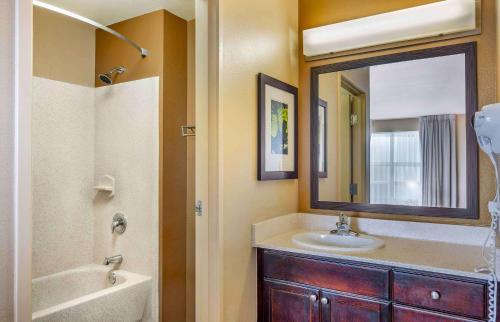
[32,77,95,278]
[0,0,14,321]
[93,77,159,322]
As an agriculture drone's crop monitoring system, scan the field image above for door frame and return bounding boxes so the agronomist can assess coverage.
[13,0,33,321]
[195,0,223,321]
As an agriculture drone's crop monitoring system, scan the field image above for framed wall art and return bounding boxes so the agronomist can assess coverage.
[257,73,298,180]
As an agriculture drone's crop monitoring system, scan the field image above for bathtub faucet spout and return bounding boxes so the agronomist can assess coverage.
[103,254,123,266]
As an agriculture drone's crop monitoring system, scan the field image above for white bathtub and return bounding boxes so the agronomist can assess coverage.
[32,265,152,322]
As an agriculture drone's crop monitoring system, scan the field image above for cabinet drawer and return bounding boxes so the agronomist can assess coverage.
[392,271,486,319]
[393,305,480,322]
[262,251,390,299]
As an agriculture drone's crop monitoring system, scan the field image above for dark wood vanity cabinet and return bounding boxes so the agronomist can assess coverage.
[262,280,320,322]
[258,249,489,322]
[320,292,390,322]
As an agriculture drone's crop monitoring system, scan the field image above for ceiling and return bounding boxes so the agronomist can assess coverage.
[369,54,466,120]
[41,0,195,25]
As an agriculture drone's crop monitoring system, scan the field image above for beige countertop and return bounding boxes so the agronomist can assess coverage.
[252,213,496,280]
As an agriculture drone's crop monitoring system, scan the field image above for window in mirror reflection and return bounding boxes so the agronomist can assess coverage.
[317,53,466,209]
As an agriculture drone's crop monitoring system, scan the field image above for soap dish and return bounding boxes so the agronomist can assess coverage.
[94,175,115,198]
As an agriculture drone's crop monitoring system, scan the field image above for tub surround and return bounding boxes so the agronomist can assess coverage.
[32,76,160,321]
[252,213,496,280]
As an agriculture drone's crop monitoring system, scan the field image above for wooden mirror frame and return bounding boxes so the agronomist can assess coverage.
[310,42,479,219]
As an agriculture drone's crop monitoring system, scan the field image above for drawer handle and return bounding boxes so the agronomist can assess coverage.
[430,291,441,300]
[309,294,318,302]
[321,297,329,305]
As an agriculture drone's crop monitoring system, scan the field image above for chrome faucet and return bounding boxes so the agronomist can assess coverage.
[111,213,127,234]
[330,214,359,236]
[103,254,123,266]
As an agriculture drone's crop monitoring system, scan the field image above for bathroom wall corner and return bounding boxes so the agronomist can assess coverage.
[161,9,188,322]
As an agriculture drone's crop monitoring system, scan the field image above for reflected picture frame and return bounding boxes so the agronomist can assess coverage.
[258,73,298,180]
[318,98,328,178]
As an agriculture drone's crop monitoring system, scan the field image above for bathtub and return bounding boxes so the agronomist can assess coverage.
[32,264,152,322]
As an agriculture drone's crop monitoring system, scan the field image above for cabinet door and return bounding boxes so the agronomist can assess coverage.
[262,279,320,322]
[320,291,390,322]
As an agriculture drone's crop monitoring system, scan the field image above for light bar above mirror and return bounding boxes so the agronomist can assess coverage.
[303,0,478,58]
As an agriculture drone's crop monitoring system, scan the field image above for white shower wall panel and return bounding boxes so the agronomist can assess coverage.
[93,77,160,322]
[32,77,95,278]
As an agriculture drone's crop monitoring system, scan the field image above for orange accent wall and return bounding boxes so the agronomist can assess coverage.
[161,10,188,322]
[298,0,497,226]
[95,11,164,87]
[95,10,188,322]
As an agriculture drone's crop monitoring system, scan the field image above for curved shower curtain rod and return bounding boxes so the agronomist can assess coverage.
[32,0,149,57]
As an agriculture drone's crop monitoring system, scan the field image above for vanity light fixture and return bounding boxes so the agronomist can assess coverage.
[303,0,477,57]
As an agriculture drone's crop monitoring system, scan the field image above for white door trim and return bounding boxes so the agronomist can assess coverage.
[195,0,223,321]
[14,0,32,321]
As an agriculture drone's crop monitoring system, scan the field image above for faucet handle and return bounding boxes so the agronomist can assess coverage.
[331,213,359,236]
[111,213,127,234]
[336,213,348,228]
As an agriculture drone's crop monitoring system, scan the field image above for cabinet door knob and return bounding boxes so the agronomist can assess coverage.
[309,294,318,302]
[430,291,441,300]
[321,297,329,304]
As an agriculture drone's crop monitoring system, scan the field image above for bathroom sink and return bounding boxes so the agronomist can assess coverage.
[292,231,384,253]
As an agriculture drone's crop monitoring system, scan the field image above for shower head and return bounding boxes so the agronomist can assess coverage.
[98,66,126,85]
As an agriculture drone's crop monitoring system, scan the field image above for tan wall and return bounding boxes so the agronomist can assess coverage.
[300,0,439,31]
[33,7,95,87]
[219,0,299,321]
[186,19,195,322]
[96,10,188,322]
[299,0,497,226]
[0,1,14,321]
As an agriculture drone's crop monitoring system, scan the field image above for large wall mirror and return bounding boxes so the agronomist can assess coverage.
[310,42,479,219]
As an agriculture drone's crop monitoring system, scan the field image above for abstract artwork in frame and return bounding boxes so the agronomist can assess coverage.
[257,73,298,180]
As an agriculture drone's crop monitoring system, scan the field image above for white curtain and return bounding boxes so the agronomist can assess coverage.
[370,131,421,206]
[419,114,457,208]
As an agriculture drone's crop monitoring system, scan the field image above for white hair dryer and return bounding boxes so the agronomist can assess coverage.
[473,103,500,322]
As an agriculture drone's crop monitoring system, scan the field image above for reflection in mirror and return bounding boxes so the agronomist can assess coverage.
[317,54,467,209]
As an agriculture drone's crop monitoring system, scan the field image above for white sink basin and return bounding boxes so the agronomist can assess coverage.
[292,231,384,253]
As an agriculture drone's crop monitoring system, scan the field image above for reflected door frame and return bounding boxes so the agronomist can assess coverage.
[339,76,369,204]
